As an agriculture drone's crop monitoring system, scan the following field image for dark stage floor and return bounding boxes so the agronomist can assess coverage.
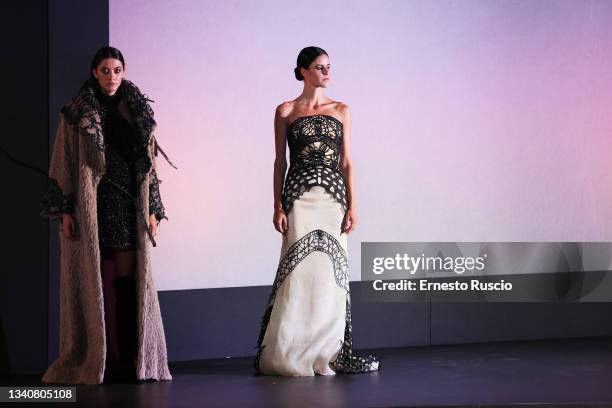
[3,337,612,407]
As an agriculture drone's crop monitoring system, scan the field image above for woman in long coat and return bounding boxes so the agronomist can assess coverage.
[40,47,172,384]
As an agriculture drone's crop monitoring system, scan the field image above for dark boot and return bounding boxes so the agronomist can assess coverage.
[101,258,121,379]
[113,276,138,381]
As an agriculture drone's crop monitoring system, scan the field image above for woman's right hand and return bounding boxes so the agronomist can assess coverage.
[273,208,288,234]
[61,213,76,239]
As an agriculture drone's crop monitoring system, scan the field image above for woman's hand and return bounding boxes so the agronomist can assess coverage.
[61,213,77,239]
[342,207,357,234]
[149,214,159,238]
[273,208,288,234]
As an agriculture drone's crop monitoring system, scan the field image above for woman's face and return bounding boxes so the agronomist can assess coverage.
[302,54,331,88]
[92,58,125,95]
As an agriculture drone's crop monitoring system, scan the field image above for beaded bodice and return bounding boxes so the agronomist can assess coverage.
[281,115,348,214]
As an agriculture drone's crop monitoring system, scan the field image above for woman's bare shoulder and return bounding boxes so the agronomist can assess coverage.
[331,101,351,123]
[276,100,296,119]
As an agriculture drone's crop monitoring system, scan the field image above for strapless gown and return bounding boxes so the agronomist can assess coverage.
[255,115,379,376]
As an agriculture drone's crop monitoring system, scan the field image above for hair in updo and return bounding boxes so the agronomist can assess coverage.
[89,46,125,80]
[294,46,328,81]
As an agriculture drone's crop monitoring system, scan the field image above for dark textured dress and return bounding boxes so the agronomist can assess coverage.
[95,87,165,250]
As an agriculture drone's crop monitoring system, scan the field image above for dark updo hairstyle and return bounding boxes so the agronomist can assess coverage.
[89,46,125,80]
[294,46,328,81]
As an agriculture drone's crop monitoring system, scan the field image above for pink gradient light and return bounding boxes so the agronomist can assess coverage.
[110,0,612,290]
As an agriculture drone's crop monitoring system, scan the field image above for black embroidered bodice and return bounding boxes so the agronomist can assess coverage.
[282,115,348,214]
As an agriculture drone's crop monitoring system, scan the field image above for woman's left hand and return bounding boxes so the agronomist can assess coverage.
[342,207,357,234]
[149,214,159,238]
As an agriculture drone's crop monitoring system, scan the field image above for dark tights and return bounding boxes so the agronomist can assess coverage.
[100,248,137,381]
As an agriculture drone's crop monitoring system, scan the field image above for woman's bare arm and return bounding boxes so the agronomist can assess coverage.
[273,103,290,233]
[338,104,357,234]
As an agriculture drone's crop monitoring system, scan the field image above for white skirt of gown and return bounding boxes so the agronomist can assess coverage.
[255,186,379,376]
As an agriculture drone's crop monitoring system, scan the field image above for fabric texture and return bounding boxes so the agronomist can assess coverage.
[281,115,348,214]
[257,187,348,376]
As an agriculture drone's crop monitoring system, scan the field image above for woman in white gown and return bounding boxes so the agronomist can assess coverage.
[254,46,379,376]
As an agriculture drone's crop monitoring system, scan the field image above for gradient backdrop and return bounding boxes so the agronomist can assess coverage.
[110,0,612,291]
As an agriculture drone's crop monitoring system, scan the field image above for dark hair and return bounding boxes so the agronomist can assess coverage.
[90,46,125,80]
[294,46,328,81]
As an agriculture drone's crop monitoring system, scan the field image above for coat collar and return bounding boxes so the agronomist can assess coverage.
[61,79,156,181]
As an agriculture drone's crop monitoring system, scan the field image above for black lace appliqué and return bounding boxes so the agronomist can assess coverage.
[254,229,379,374]
[122,80,156,183]
[63,79,155,183]
[282,115,348,214]
[330,295,380,374]
[40,178,74,217]
[61,94,104,152]
[149,168,166,222]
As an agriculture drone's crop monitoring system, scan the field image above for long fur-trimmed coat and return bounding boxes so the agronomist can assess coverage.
[41,79,172,384]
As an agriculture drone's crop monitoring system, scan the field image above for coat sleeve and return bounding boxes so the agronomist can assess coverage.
[148,137,167,223]
[40,114,76,218]
[149,167,166,222]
